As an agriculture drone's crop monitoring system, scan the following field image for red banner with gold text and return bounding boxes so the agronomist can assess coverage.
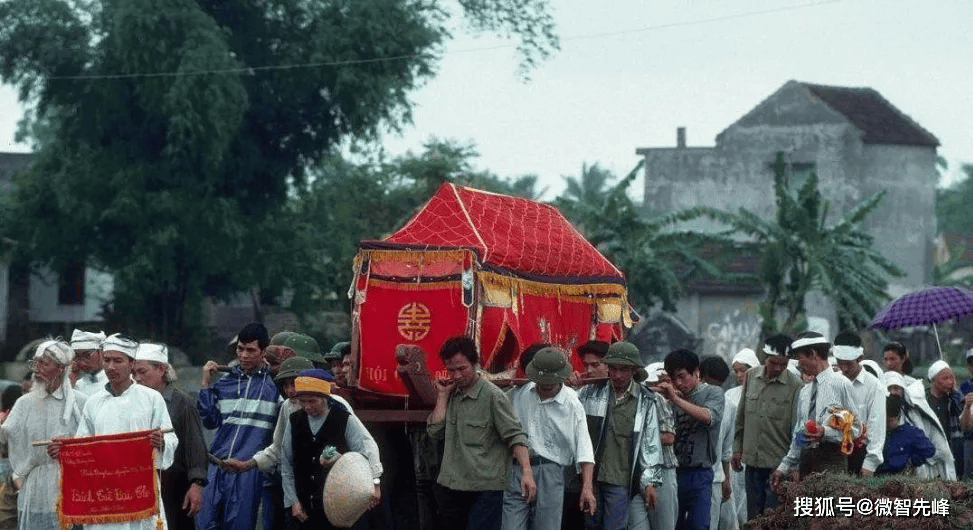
[58,429,159,527]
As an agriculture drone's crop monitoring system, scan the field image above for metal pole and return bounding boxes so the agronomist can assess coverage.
[934,322,943,360]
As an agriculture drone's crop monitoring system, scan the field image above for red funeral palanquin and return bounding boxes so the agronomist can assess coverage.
[350,183,632,396]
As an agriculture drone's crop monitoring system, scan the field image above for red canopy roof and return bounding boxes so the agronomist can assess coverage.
[381,183,624,281]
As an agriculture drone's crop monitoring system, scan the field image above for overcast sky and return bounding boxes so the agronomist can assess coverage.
[2,0,971,200]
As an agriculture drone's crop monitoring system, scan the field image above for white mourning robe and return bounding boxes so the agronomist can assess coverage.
[0,385,86,530]
[74,370,109,397]
[76,382,178,530]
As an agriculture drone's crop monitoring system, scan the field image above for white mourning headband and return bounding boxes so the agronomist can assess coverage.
[787,336,830,355]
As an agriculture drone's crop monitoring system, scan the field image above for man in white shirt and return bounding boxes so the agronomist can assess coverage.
[70,329,107,396]
[771,332,862,487]
[503,347,596,530]
[56,333,178,530]
[832,331,886,477]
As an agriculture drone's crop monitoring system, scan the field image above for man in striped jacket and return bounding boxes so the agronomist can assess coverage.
[197,322,281,530]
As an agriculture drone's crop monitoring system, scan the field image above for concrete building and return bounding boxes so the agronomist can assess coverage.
[636,80,939,359]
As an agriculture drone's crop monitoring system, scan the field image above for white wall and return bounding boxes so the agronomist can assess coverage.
[28,266,113,323]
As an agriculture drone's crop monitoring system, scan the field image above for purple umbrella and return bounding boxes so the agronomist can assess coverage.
[871,285,973,358]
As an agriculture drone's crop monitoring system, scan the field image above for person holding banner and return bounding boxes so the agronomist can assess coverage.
[0,339,86,530]
[133,343,208,530]
[71,333,178,530]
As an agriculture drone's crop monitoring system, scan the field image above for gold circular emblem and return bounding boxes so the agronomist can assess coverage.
[397,302,431,341]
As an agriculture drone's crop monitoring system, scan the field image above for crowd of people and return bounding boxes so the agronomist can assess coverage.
[422,330,972,530]
[0,322,966,530]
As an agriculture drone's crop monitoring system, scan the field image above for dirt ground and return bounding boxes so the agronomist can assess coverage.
[744,473,973,530]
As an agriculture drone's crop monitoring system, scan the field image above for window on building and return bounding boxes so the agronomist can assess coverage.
[767,161,816,190]
[58,261,86,306]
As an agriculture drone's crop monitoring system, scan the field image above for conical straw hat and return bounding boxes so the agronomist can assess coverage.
[324,452,374,527]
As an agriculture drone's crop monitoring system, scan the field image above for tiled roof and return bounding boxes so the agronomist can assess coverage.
[801,83,939,147]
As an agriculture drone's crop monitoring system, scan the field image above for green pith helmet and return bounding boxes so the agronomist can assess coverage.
[526,347,572,385]
[275,356,315,381]
[603,342,647,382]
[325,341,350,361]
[270,331,297,347]
[282,333,326,362]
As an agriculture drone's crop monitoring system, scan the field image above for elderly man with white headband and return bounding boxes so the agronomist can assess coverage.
[771,331,860,487]
[925,359,971,478]
[70,329,107,396]
[731,335,800,520]
[57,333,178,530]
[832,331,886,477]
[0,339,86,530]
[133,343,207,530]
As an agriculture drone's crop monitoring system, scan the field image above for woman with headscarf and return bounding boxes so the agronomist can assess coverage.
[0,338,86,530]
[884,371,956,480]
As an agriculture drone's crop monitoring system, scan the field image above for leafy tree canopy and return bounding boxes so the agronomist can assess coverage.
[0,0,558,346]
[937,163,973,234]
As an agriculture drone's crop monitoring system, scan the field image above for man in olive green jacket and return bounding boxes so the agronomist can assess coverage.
[427,336,535,530]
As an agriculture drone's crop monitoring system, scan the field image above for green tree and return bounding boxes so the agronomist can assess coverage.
[0,0,558,349]
[554,161,731,311]
[937,163,973,233]
[708,152,904,335]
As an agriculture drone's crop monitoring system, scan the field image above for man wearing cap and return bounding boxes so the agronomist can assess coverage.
[0,339,86,530]
[66,333,178,530]
[283,333,328,367]
[657,349,723,530]
[133,343,208,530]
[576,342,662,530]
[281,369,382,529]
[264,331,297,376]
[926,359,970,478]
[723,348,758,529]
[428,336,535,530]
[771,331,861,489]
[502,347,596,530]
[198,322,280,530]
[731,335,801,519]
[70,329,107,396]
[325,342,350,372]
[832,332,886,477]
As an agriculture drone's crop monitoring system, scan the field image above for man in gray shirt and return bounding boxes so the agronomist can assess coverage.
[657,349,724,530]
